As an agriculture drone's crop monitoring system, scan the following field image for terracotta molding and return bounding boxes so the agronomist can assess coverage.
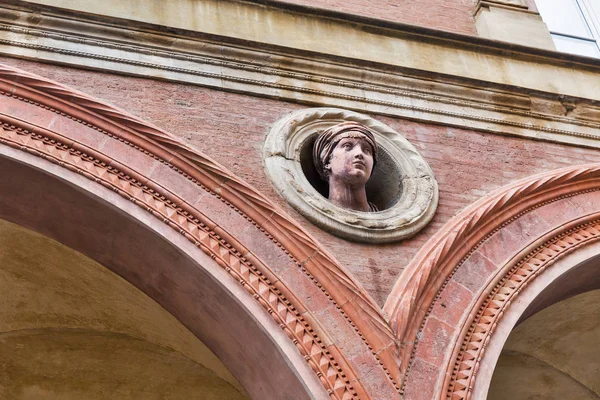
[445,216,600,399]
[0,62,402,397]
[0,113,367,399]
[2,6,600,149]
[383,163,600,390]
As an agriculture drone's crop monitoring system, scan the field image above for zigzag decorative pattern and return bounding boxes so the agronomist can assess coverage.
[446,220,600,400]
[0,118,360,399]
[384,163,600,389]
[0,62,400,391]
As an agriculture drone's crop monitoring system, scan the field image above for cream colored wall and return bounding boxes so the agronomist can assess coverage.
[15,0,600,101]
[475,4,555,50]
[0,218,247,399]
[489,290,600,399]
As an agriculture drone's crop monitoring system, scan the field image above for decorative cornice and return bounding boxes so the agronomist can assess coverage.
[383,163,600,388]
[0,62,402,398]
[2,4,600,149]
[446,218,600,399]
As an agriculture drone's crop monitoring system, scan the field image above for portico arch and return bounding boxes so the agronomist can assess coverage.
[385,163,600,399]
[0,62,402,399]
[0,126,324,400]
[479,246,600,399]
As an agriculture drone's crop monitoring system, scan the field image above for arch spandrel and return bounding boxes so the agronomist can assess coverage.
[0,63,401,399]
[384,164,600,399]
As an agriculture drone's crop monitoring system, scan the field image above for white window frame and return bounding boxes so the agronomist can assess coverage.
[538,0,600,57]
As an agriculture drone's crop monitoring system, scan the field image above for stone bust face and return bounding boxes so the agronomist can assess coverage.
[313,122,378,212]
[327,135,374,187]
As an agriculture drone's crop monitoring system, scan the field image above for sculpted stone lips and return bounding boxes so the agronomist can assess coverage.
[352,160,366,170]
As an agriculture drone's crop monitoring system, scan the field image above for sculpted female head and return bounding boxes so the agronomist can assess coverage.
[313,122,378,212]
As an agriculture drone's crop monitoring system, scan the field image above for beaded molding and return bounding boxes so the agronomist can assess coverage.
[446,219,600,399]
[0,119,361,399]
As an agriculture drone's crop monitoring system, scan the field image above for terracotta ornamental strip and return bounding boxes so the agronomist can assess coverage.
[446,218,600,399]
[384,163,600,388]
[0,63,403,398]
[2,3,600,149]
[0,112,365,399]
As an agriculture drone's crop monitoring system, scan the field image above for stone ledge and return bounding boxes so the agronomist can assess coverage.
[2,1,600,149]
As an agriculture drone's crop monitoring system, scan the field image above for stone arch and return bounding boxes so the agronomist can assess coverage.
[472,240,600,399]
[384,163,600,399]
[0,63,400,399]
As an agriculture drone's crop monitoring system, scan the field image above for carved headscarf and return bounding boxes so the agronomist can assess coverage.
[313,121,378,181]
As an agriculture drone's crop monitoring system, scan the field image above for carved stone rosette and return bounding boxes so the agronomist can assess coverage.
[264,108,438,243]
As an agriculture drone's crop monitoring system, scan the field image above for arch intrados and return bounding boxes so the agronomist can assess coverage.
[471,241,600,399]
[517,253,600,324]
[0,147,325,399]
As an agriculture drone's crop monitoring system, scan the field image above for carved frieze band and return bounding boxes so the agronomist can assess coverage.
[0,116,364,400]
[446,219,600,400]
[2,5,600,149]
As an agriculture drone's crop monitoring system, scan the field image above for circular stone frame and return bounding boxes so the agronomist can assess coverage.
[264,108,438,243]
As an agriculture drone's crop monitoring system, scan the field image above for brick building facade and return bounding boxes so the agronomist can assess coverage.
[1,0,599,399]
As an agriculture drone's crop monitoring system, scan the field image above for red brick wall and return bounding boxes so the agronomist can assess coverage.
[270,0,478,35]
[4,57,600,305]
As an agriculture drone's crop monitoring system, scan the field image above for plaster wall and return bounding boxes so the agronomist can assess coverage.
[475,4,555,50]
[4,56,600,305]
[0,218,246,399]
[13,0,477,35]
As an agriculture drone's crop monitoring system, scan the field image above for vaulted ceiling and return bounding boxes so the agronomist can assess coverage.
[0,218,247,399]
[489,289,600,399]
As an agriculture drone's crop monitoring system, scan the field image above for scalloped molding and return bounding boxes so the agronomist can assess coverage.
[2,3,600,150]
[264,108,438,243]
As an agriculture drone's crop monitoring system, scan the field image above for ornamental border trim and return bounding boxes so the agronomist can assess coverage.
[2,4,600,151]
[446,218,600,400]
[0,114,363,400]
[384,163,600,391]
[0,62,403,399]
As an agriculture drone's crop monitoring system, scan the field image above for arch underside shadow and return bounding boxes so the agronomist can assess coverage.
[484,253,600,400]
[0,148,321,400]
[0,214,247,398]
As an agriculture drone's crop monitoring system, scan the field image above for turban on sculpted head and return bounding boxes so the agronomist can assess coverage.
[313,121,378,181]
